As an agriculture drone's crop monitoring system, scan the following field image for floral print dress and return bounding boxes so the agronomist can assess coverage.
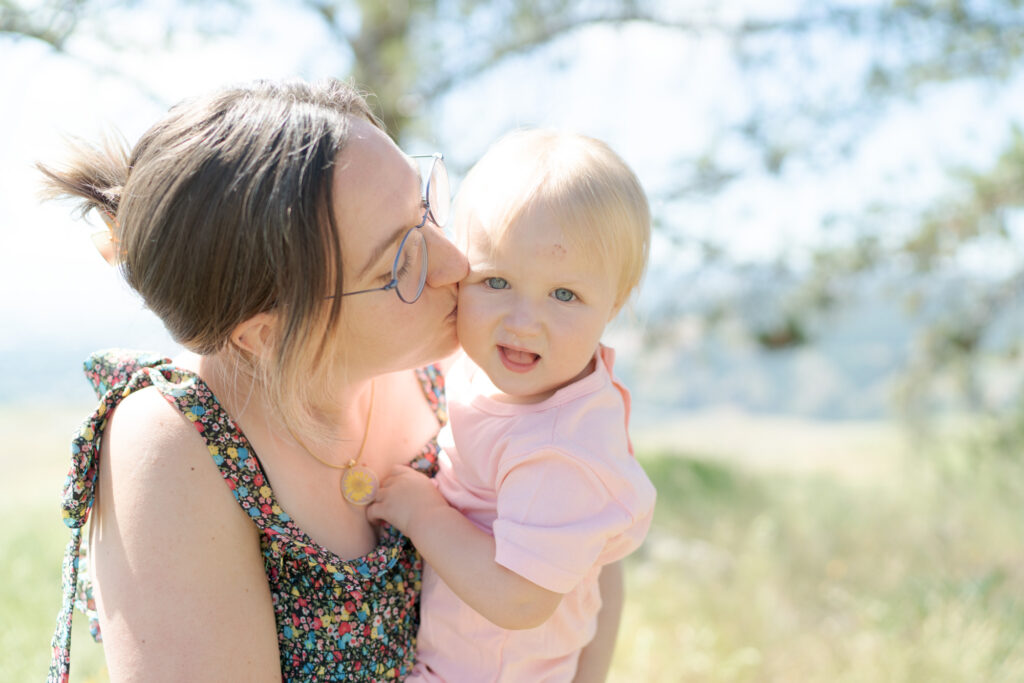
[48,350,446,682]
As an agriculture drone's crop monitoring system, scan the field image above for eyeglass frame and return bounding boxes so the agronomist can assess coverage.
[332,153,448,304]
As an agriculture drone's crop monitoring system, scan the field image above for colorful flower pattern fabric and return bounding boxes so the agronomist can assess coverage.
[48,349,445,682]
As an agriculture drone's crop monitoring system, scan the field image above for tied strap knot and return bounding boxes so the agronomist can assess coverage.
[61,349,172,529]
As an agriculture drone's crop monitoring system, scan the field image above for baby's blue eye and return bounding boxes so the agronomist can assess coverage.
[485,277,509,289]
[553,288,576,302]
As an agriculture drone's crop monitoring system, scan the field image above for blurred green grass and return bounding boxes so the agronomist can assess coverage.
[612,445,1024,682]
[5,406,1024,681]
[1,404,108,682]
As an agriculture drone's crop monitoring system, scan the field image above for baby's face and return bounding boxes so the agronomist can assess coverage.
[456,205,619,403]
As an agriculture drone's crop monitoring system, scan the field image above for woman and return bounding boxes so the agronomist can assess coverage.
[41,79,622,681]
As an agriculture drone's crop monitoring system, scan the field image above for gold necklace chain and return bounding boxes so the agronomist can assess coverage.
[285,380,378,505]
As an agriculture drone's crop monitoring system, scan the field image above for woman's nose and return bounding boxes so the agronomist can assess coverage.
[424,225,468,287]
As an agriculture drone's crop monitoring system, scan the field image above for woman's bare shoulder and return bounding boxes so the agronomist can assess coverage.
[98,383,260,565]
[101,385,223,488]
[107,382,196,444]
[98,384,260,547]
[93,385,281,679]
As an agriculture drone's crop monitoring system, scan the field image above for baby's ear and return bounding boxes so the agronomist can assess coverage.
[229,312,279,360]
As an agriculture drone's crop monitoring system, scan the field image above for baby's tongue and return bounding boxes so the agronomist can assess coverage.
[504,348,537,364]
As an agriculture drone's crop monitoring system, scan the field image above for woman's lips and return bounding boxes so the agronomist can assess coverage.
[498,345,539,373]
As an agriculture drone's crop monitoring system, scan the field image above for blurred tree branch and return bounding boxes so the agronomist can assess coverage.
[0,0,86,47]
[7,0,1024,418]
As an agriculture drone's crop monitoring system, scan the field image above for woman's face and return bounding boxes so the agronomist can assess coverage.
[329,118,467,379]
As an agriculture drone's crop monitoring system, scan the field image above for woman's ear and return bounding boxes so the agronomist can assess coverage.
[229,312,278,360]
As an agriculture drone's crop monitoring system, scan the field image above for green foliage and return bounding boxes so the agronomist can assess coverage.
[754,315,809,350]
[0,0,82,46]
[907,126,1024,269]
[834,125,1024,418]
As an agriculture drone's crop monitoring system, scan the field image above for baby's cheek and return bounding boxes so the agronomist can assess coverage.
[455,307,475,347]
[456,282,471,307]
[455,296,489,353]
[456,288,482,327]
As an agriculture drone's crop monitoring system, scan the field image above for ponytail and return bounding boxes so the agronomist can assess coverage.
[37,133,129,220]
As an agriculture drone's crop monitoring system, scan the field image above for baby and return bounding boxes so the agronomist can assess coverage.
[368,129,656,681]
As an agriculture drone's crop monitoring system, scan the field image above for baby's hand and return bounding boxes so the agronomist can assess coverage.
[366,465,449,537]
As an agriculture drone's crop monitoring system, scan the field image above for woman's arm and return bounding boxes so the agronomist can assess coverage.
[367,466,562,630]
[90,388,281,681]
[572,561,625,682]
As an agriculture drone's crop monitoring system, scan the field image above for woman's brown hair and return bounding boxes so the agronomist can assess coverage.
[38,78,382,427]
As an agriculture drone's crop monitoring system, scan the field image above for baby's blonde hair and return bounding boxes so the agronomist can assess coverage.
[454,129,650,311]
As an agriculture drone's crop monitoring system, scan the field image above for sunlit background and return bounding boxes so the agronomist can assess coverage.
[3,1,1024,680]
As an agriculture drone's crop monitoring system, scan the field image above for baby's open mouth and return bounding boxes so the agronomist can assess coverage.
[499,345,540,371]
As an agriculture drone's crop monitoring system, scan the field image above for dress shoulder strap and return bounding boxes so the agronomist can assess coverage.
[50,349,172,683]
[406,364,446,477]
[414,363,447,426]
[82,349,173,398]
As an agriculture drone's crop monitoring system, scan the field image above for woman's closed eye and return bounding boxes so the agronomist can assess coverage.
[390,230,422,283]
[393,249,411,282]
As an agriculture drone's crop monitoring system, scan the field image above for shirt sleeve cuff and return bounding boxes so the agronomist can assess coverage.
[492,521,586,594]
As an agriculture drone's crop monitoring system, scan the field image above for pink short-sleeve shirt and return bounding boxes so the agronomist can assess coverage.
[410,345,656,682]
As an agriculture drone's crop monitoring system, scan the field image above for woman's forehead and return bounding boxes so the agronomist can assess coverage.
[333,122,419,218]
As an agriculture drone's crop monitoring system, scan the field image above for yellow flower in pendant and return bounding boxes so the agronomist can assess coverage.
[341,466,378,505]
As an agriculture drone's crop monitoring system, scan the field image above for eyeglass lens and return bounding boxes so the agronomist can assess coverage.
[333,154,447,303]
[425,156,450,228]
[393,156,447,302]
[395,228,428,302]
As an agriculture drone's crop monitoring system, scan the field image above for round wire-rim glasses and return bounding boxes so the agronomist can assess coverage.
[337,153,449,304]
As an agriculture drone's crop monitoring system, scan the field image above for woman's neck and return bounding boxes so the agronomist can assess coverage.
[183,349,374,447]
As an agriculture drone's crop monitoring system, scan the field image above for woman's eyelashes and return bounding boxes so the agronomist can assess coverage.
[394,252,410,280]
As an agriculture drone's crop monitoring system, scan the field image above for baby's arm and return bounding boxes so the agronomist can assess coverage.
[367,465,562,630]
[573,561,624,682]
